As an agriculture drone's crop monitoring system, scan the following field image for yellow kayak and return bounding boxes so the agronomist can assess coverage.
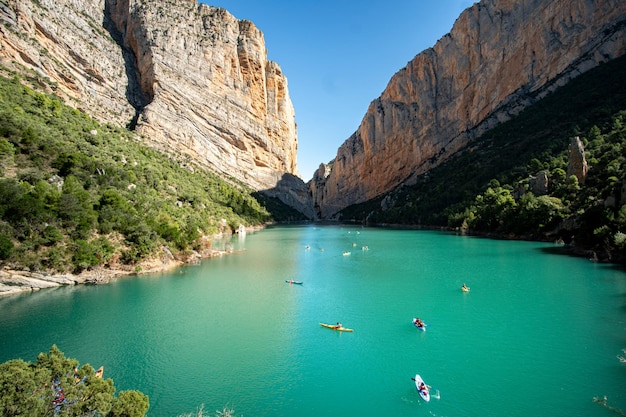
[320,323,353,332]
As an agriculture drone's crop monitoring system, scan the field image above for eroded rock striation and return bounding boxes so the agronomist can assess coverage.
[0,0,299,192]
[311,0,626,218]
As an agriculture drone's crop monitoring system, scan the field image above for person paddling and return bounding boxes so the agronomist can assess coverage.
[419,381,429,394]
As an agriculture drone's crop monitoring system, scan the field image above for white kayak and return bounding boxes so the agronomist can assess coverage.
[413,374,430,402]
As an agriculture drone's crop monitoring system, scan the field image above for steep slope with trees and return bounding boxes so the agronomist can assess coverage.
[0,70,305,289]
[339,54,626,263]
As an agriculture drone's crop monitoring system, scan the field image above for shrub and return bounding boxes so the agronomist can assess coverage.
[0,345,149,417]
[0,233,13,259]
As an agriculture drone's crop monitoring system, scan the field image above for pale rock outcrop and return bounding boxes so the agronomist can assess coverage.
[0,0,299,192]
[0,269,85,296]
[312,0,626,218]
[530,170,549,195]
[567,136,588,184]
[0,242,231,296]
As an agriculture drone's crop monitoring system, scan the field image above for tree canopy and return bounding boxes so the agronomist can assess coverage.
[0,345,149,417]
[339,55,626,262]
[0,70,305,274]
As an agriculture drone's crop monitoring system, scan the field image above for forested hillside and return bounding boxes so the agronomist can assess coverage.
[340,55,626,263]
[0,70,303,274]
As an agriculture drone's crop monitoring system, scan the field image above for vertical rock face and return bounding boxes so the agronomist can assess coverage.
[312,0,626,218]
[567,136,588,184]
[0,0,298,191]
[309,162,332,218]
[108,0,298,190]
[0,0,136,123]
[530,171,549,195]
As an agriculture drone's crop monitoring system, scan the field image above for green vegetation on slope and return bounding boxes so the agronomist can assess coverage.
[0,345,149,417]
[340,55,626,261]
[0,70,299,273]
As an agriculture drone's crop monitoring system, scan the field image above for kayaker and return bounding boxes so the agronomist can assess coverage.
[335,322,342,329]
[414,318,425,328]
[462,283,469,291]
[419,382,428,393]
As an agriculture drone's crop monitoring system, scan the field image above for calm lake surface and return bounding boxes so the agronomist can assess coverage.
[1,224,625,417]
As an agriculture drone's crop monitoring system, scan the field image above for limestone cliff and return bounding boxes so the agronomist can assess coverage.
[312,0,626,218]
[0,0,300,192]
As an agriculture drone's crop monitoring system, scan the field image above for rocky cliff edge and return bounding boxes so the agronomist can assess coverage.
[311,0,626,218]
[0,0,301,193]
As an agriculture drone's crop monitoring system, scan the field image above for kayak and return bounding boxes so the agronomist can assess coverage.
[412,318,427,331]
[413,374,430,402]
[320,323,353,332]
[285,280,303,285]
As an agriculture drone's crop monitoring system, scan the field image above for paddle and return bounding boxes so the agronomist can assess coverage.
[410,377,429,387]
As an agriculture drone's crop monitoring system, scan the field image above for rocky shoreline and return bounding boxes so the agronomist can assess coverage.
[0,226,265,297]
[0,247,228,297]
[3,223,619,298]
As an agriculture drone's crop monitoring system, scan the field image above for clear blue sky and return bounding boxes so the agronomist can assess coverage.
[199,1,474,181]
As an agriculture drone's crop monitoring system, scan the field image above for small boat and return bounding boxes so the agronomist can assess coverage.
[285,280,303,285]
[413,374,430,402]
[412,318,427,331]
[320,323,353,332]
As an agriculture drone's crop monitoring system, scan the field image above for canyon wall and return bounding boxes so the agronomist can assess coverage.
[0,0,299,192]
[311,0,626,218]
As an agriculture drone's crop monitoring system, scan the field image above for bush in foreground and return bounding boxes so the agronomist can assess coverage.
[0,345,149,417]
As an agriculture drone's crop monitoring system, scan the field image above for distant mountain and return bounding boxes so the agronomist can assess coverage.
[311,0,626,219]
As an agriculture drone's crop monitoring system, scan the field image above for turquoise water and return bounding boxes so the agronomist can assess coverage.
[0,224,625,416]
